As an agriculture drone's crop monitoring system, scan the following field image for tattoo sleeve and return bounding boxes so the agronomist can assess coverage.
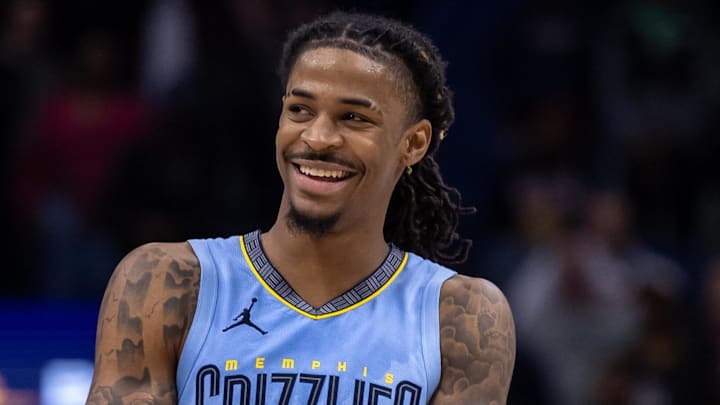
[86,243,200,404]
[431,276,516,405]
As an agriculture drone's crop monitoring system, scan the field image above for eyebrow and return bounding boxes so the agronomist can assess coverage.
[289,88,376,110]
[289,88,315,99]
[338,97,373,108]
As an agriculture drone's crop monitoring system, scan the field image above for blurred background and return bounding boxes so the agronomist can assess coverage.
[1,0,719,403]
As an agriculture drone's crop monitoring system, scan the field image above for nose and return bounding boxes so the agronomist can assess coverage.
[300,114,343,151]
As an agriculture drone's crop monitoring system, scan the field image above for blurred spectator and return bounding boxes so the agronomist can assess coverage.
[475,0,601,279]
[1,0,54,295]
[594,284,690,405]
[140,0,197,102]
[591,0,720,248]
[593,0,719,144]
[412,0,522,212]
[11,27,154,298]
[103,0,347,253]
[467,93,594,283]
[0,0,54,113]
[507,184,684,405]
[491,0,601,176]
[687,257,720,403]
[693,111,720,259]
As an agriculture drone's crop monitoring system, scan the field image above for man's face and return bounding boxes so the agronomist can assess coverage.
[276,47,413,235]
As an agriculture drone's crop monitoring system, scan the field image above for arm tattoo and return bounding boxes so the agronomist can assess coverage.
[87,243,200,404]
[433,276,516,405]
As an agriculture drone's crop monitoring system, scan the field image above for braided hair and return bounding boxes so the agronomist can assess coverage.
[277,11,475,266]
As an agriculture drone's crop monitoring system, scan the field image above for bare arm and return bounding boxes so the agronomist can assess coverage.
[431,275,516,405]
[86,242,200,404]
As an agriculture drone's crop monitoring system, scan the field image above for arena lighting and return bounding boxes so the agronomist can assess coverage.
[39,359,94,405]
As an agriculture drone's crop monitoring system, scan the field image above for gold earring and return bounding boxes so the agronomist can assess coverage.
[406,166,413,175]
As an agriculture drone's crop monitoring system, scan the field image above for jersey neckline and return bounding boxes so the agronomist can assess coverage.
[239,230,408,320]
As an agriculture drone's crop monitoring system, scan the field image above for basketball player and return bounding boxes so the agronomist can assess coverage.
[86,11,515,405]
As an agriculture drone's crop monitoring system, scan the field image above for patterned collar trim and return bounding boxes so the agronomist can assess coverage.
[240,230,408,319]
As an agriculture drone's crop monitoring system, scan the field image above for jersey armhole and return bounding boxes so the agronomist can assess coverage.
[176,239,220,398]
[421,266,457,397]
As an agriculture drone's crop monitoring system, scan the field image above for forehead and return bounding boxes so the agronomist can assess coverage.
[286,47,405,107]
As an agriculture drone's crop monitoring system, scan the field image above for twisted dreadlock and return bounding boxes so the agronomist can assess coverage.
[277,11,475,266]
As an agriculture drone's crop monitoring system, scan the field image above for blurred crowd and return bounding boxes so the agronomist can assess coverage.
[1,0,719,404]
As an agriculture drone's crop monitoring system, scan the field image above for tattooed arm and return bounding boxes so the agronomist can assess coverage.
[86,242,200,404]
[431,275,516,405]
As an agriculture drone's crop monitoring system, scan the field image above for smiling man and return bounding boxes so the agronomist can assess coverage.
[87,11,515,405]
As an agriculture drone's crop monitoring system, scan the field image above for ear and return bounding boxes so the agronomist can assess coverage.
[401,119,432,167]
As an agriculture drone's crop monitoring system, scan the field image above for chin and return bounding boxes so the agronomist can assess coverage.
[286,204,341,238]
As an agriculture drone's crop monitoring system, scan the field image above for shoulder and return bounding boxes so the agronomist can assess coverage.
[432,274,516,405]
[107,242,200,306]
[87,241,201,403]
[438,274,511,316]
[107,241,201,345]
[113,241,199,280]
[101,240,202,347]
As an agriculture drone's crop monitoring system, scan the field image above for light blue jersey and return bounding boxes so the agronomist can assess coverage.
[177,230,456,405]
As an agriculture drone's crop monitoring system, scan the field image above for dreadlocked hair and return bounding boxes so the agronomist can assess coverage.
[277,11,476,267]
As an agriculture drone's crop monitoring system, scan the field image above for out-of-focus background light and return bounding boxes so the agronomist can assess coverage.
[39,359,94,405]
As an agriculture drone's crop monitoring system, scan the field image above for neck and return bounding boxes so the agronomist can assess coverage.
[261,215,390,308]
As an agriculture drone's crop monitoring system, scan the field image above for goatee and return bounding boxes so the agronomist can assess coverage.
[286,205,340,238]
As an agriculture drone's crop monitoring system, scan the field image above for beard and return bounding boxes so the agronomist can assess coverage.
[286,205,340,238]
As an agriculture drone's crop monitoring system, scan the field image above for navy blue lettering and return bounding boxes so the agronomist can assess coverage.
[326,376,339,405]
[196,365,221,405]
[368,383,392,405]
[394,381,421,405]
[193,365,425,405]
[255,373,267,405]
[223,375,251,405]
[271,373,297,405]
[299,374,326,405]
[353,380,365,405]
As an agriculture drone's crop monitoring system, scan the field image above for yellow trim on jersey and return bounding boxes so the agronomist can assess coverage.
[239,235,409,320]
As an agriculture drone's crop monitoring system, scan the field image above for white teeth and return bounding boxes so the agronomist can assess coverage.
[299,165,348,179]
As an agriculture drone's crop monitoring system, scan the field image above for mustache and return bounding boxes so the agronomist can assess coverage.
[284,150,362,171]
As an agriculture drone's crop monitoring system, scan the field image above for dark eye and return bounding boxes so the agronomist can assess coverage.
[343,112,366,122]
[287,105,313,120]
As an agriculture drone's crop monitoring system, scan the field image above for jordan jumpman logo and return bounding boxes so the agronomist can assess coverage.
[223,298,268,335]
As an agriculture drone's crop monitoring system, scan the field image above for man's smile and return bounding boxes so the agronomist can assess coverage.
[297,165,351,181]
[290,159,359,195]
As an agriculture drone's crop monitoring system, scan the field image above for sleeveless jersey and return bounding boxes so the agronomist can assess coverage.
[177,230,456,405]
